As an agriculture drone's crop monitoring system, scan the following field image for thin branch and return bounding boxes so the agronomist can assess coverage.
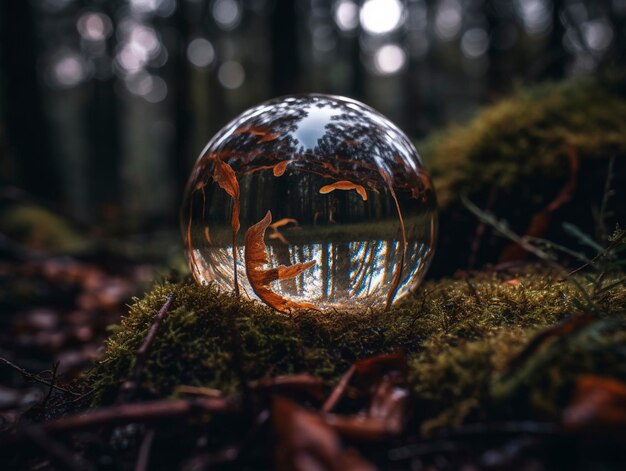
[322,365,355,414]
[0,357,80,397]
[44,397,237,433]
[117,293,176,403]
[43,361,60,407]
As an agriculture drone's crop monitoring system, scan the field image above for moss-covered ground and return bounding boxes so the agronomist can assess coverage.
[88,266,626,432]
[419,73,626,275]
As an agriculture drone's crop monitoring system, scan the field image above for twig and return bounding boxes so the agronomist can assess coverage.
[322,365,355,414]
[44,397,237,433]
[43,361,60,407]
[135,428,155,471]
[117,294,176,403]
[0,357,80,397]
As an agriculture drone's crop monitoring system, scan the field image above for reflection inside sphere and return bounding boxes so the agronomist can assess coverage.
[181,94,437,312]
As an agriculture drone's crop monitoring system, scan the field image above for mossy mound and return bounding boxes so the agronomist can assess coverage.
[421,73,626,275]
[0,202,88,253]
[89,267,626,429]
[424,73,626,210]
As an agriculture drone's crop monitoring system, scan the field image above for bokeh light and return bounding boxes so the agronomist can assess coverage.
[435,0,463,41]
[582,19,613,52]
[48,50,91,88]
[461,28,489,59]
[213,0,241,30]
[333,0,359,32]
[218,60,245,89]
[373,44,406,75]
[515,0,552,36]
[77,12,112,42]
[360,0,404,35]
[187,38,215,68]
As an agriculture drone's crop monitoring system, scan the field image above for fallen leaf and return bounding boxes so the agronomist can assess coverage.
[244,211,318,313]
[269,232,290,245]
[259,132,281,143]
[270,218,299,230]
[319,181,368,201]
[213,158,241,295]
[203,226,212,245]
[273,397,376,471]
[563,375,626,441]
[273,161,289,177]
[324,353,410,441]
[503,278,522,287]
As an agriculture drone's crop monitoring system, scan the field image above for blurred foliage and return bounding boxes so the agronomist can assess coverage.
[0,202,88,253]
[423,73,626,210]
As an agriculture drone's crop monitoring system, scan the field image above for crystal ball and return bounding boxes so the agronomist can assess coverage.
[181,94,437,312]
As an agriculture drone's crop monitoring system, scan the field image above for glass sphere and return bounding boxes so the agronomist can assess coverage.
[181,94,437,312]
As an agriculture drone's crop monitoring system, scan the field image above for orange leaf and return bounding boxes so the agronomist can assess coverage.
[245,211,318,313]
[563,375,626,440]
[273,161,289,177]
[319,180,368,201]
[258,132,281,143]
[213,158,241,295]
[270,218,299,230]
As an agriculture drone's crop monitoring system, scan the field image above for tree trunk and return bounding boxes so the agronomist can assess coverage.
[0,0,61,202]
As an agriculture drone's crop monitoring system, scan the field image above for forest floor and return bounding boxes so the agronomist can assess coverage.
[1,244,626,470]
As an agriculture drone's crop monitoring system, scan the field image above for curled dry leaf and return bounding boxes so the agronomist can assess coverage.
[268,232,290,245]
[319,180,368,201]
[273,161,289,177]
[245,211,318,313]
[258,132,281,143]
[273,397,376,471]
[212,158,241,295]
[270,218,298,230]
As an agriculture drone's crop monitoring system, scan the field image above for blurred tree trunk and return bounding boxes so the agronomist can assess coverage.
[86,79,121,221]
[86,1,121,223]
[169,0,192,211]
[0,0,61,202]
[271,0,299,95]
[544,0,567,80]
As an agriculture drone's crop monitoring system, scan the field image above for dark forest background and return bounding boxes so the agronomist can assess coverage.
[1,0,624,235]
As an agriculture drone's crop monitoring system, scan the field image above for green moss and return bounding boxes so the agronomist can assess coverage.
[89,267,626,432]
[0,203,88,253]
[422,73,626,210]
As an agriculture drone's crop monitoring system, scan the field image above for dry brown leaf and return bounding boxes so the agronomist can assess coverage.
[324,353,409,441]
[212,158,241,296]
[273,397,376,471]
[259,132,281,143]
[270,218,299,230]
[268,232,290,245]
[245,211,318,313]
[563,375,626,440]
[273,161,289,177]
[319,180,368,201]
[203,226,212,245]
